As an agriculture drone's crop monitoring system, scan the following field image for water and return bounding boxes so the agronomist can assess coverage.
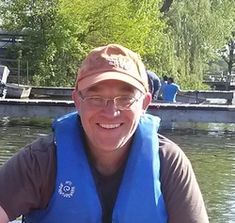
[162,123,235,223]
[0,117,51,166]
[0,118,235,223]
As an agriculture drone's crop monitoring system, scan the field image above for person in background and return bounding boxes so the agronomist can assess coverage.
[162,76,181,103]
[161,75,168,86]
[158,75,168,100]
[146,70,161,101]
[0,44,208,223]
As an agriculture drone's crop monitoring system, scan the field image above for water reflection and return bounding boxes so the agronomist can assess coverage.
[0,117,51,165]
[0,118,235,223]
[161,125,235,223]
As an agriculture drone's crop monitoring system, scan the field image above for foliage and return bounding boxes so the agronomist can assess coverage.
[158,0,235,89]
[0,0,86,86]
[0,0,235,89]
[0,0,164,86]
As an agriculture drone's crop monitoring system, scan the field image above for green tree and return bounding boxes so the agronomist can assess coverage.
[57,0,165,66]
[159,0,235,89]
[1,0,234,89]
[0,0,165,86]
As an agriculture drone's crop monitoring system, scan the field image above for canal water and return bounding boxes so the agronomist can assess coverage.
[0,118,235,223]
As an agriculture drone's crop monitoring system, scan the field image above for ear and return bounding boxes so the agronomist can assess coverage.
[72,90,80,109]
[142,92,152,111]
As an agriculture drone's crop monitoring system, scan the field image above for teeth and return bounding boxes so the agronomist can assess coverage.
[99,123,121,129]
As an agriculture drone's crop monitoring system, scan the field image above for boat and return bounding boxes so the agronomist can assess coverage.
[6,83,32,99]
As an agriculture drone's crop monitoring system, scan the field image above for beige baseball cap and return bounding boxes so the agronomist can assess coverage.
[75,44,148,93]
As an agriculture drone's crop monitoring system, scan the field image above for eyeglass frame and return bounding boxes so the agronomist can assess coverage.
[78,91,144,110]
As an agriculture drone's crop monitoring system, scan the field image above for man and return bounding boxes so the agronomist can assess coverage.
[158,75,168,100]
[0,44,208,223]
[162,77,181,103]
[146,70,161,101]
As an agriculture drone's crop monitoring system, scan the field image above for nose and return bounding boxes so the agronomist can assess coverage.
[103,99,120,116]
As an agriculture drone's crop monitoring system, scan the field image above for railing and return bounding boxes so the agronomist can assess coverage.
[0,58,29,84]
[204,72,235,82]
[203,73,235,90]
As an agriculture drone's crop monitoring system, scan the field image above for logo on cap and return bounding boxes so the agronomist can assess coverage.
[106,56,132,71]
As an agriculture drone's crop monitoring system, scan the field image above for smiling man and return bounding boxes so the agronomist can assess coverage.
[0,44,208,223]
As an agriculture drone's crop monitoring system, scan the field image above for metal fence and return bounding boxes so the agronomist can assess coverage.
[0,58,29,85]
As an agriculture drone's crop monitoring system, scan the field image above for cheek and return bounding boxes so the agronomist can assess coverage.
[79,113,91,137]
[126,109,142,130]
[79,106,95,130]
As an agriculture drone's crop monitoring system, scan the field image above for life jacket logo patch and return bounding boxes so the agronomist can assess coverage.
[58,181,75,198]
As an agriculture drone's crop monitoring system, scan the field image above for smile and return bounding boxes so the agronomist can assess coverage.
[98,123,121,129]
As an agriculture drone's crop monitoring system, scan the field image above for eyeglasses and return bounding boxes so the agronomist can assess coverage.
[78,92,143,110]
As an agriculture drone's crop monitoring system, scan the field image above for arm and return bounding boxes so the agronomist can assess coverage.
[0,206,9,223]
[0,134,55,221]
[153,78,161,101]
[177,84,181,93]
[159,135,209,223]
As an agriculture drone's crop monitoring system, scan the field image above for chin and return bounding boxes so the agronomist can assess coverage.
[98,142,124,152]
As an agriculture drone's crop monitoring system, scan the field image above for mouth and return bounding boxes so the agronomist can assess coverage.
[98,123,122,129]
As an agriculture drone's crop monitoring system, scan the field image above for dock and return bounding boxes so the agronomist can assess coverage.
[203,81,235,90]
[0,98,235,123]
[29,87,235,104]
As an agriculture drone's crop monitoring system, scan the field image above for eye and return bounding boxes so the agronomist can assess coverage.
[87,97,104,106]
[117,96,134,105]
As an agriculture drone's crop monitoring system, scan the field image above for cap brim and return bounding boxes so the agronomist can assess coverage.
[76,71,146,93]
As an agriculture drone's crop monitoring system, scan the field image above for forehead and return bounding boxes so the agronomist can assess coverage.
[83,80,139,94]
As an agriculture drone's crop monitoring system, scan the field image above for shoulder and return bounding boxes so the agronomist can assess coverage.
[158,134,209,223]
[158,134,189,167]
[172,83,180,89]
[2,133,56,169]
[1,133,56,184]
[158,134,191,181]
[158,133,194,188]
[17,134,56,164]
[18,134,57,189]
[147,70,160,81]
[0,134,56,220]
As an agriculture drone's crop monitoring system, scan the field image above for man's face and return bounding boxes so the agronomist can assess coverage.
[73,80,151,155]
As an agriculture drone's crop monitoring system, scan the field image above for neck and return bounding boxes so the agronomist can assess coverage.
[87,143,131,176]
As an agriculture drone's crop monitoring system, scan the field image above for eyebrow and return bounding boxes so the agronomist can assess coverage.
[85,84,137,94]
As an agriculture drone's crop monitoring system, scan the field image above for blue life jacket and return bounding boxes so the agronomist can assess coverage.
[25,112,168,223]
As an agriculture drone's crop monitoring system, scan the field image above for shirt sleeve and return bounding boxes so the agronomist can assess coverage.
[159,134,209,223]
[0,134,56,221]
[177,84,181,92]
